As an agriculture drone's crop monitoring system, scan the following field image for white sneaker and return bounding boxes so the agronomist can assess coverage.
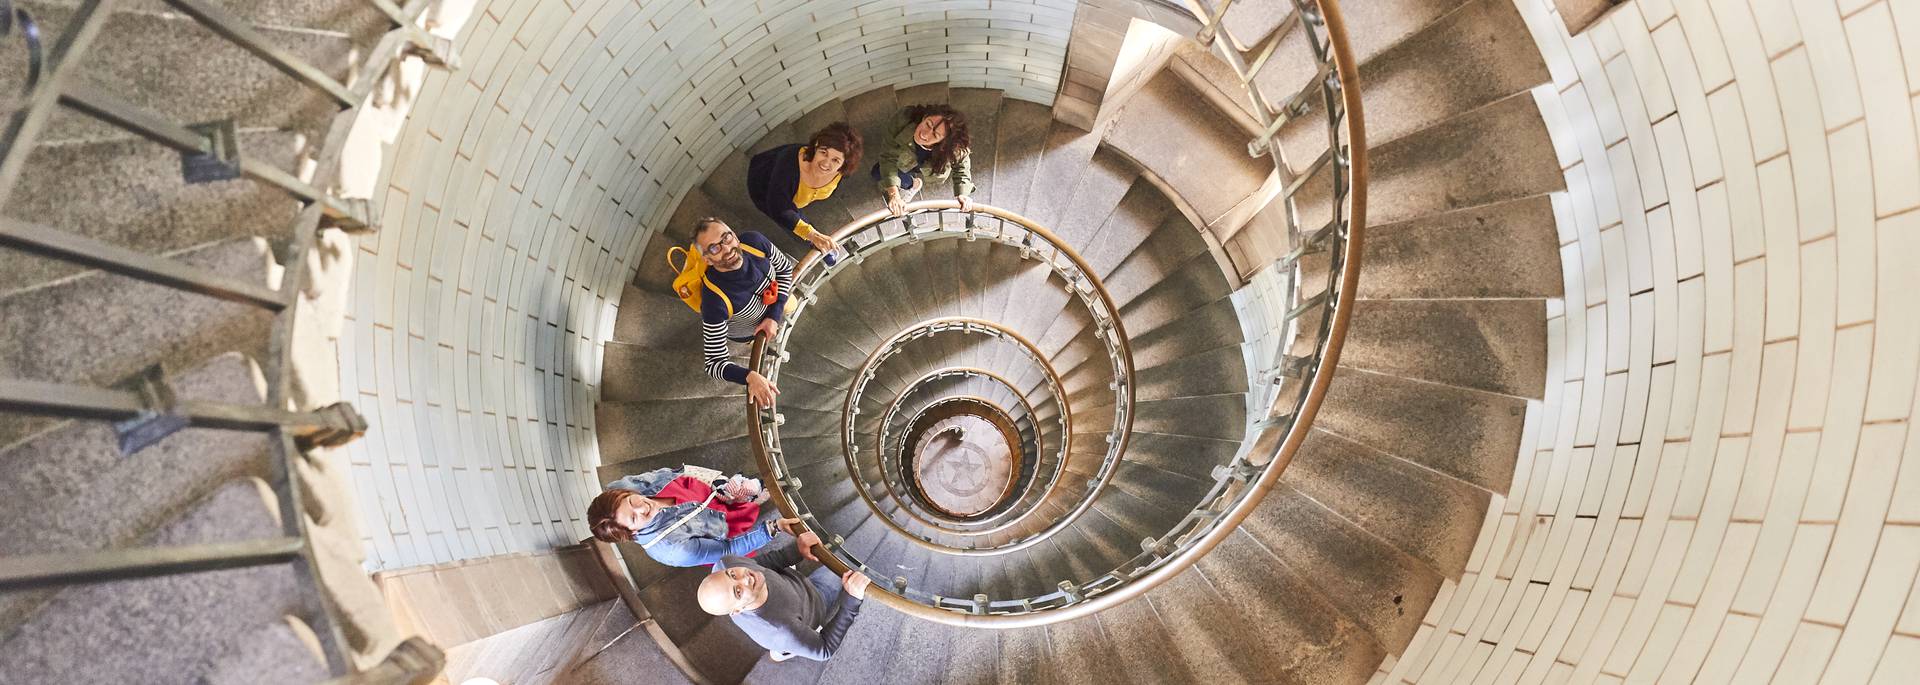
[770,650,795,662]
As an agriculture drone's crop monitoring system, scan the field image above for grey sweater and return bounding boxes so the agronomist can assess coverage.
[716,541,864,661]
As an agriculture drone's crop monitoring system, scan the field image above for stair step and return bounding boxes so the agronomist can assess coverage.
[894,82,951,106]
[600,341,745,402]
[1342,298,1548,398]
[1354,193,1564,299]
[1130,393,1247,442]
[997,627,1055,684]
[1194,529,1389,682]
[1274,0,1549,162]
[1044,613,1127,685]
[594,395,748,464]
[1072,181,1181,281]
[791,99,850,147]
[1021,121,1105,226]
[1103,71,1270,230]
[1242,483,1440,652]
[613,285,701,349]
[1,130,303,297]
[13,5,354,144]
[987,99,1054,215]
[1294,90,1563,229]
[71,0,390,43]
[0,239,275,449]
[1139,555,1293,681]
[1283,428,1491,576]
[0,352,269,631]
[1316,366,1526,493]
[811,594,909,681]
[0,478,321,682]
[948,87,1006,206]
[1130,341,1250,402]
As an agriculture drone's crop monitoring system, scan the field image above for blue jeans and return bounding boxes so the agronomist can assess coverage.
[871,163,917,190]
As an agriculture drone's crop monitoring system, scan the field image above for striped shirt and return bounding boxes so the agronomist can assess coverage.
[701,231,795,384]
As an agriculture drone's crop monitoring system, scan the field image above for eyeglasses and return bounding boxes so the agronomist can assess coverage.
[701,231,737,257]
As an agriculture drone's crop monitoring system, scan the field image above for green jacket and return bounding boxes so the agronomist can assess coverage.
[875,111,974,197]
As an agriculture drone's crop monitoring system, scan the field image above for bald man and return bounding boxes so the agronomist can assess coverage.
[697,530,872,662]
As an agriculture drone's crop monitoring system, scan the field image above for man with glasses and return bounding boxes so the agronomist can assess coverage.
[693,218,792,407]
[695,529,873,662]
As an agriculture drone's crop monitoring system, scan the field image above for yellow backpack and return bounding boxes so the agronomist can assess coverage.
[667,241,768,316]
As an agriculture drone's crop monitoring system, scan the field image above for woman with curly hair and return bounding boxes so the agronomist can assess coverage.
[746,121,863,257]
[870,104,973,217]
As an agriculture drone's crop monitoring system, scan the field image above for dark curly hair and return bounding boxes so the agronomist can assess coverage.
[803,121,863,174]
[901,104,971,176]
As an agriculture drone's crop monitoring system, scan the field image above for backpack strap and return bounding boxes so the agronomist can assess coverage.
[703,278,734,318]
[739,243,766,259]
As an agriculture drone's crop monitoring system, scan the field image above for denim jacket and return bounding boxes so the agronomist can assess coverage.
[604,468,772,567]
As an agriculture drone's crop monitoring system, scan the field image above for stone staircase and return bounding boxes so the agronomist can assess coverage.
[0,0,410,681]
[588,0,1564,676]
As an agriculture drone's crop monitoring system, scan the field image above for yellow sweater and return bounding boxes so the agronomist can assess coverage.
[790,148,841,240]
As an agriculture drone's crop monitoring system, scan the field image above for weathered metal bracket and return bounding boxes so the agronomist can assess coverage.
[112,364,187,455]
[180,120,242,184]
[293,402,368,451]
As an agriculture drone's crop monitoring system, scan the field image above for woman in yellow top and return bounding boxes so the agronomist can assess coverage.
[746,122,863,260]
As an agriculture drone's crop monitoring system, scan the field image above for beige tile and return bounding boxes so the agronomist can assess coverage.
[1668,280,1707,441]
[1848,5,1920,216]
[1569,595,1636,681]
[1870,634,1920,684]
[1648,208,1681,364]
[1821,526,1920,682]
[1698,183,1736,353]
[1672,0,1733,90]
[1691,613,1759,685]
[1893,0,1920,93]
[1658,21,1726,187]
[1707,0,1788,159]
[1804,423,1909,624]
[1623,603,1691,681]
[1755,158,1802,344]
[1728,523,1836,680]
[1709,89,1765,261]
[1535,86,1586,170]
[1733,427,1784,524]
[1793,0,1867,127]
[1803,325,1875,521]
[1610,58,1672,212]
[1615,7,1680,120]
[1517,0,1581,89]
[1750,0,1805,54]
[1791,238,1838,430]
[1610,145,1657,293]
[1656,117,1706,278]
[1640,0,1678,27]
[1720,262,1766,433]
[1865,212,1920,421]
[1590,11,1626,59]
[1663,521,1762,681]
[1732,433,1818,612]
[1672,438,1749,602]
[1571,32,1631,148]
[1603,521,1695,676]
[1829,123,1878,325]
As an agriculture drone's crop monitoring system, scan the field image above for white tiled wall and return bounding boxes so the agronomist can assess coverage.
[1377,0,1920,681]
[338,0,1078,571]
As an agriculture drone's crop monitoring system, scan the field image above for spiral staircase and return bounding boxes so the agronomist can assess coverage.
[12,0,1917,682]
[584,0,1567,677]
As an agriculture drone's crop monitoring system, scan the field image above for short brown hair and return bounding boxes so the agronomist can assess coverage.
[588,488,638,543]
[804,121,863,172]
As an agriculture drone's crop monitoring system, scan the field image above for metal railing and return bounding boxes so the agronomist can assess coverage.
[0,0,454,677]
[749,0,1366,626]
[759,202,1134,558]
[867,339,1064,540]
[877,366,1053,531]
[892,394,1026,521]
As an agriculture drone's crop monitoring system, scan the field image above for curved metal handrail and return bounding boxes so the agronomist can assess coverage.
[864,327,1066,539]
[829,317,1093,556]
[876,366,1058,534]
[749,0,1364,626]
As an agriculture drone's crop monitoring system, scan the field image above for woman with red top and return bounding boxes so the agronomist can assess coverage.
[587,467,800,567]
